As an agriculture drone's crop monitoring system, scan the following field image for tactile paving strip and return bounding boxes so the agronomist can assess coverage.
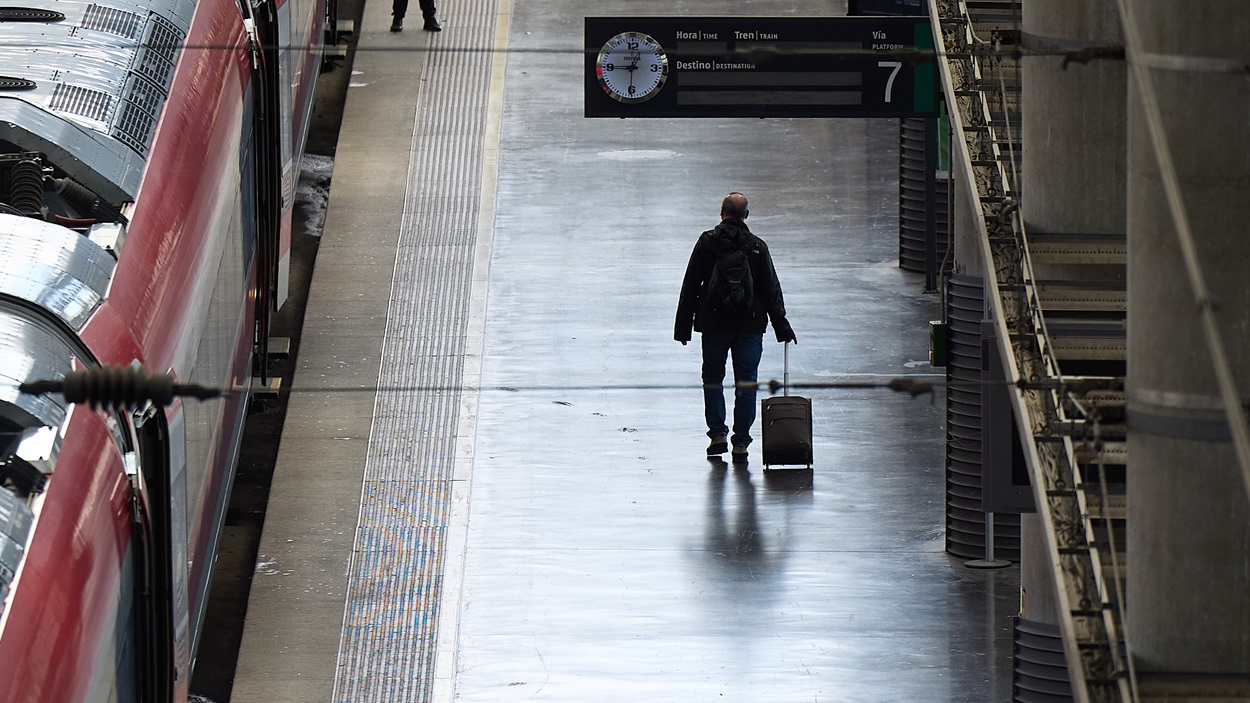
[333,2,497,699]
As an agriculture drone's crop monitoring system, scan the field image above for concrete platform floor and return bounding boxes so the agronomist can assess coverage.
[231,0,1021,701]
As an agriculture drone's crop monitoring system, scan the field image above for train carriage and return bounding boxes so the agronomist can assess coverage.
[0,0,327,699]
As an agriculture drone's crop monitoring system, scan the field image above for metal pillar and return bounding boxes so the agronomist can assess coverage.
[1125,0,1250,676]
[965,511,1011,569]
[923,116,939,292]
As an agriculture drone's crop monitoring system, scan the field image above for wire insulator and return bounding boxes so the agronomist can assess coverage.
[8,159,44,218]
[18,365,220,411]
[60,366,173,410]
[53,177,98,215]
[887,378,935,397]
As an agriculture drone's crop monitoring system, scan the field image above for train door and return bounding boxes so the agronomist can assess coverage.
[244,0,283,384]
[129,401,191,703]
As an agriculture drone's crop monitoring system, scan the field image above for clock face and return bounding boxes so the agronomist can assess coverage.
[595,32,669,103]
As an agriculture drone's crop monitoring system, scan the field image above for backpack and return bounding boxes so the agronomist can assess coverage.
[706,238,755,316]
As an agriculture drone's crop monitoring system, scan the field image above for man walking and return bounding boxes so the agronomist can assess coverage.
[675,192,796,463]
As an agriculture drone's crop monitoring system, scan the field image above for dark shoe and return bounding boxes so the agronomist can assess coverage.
[390,18,403,32]
[731,445,748,464]
[706,434,728,456]
[423,18,442,31]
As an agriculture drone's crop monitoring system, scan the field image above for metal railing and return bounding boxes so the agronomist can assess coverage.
[928,1,1133,700]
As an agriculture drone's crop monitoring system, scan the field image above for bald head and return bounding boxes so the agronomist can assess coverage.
[720,192,749,221]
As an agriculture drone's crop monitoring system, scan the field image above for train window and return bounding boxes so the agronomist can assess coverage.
[0,417,17,457]
[3,425,54,496]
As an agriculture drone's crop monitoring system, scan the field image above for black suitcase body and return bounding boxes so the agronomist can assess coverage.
[762,396,813,467]
[761,343,813,469]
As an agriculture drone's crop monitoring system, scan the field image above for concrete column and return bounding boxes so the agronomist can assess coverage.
[1018,0,1126,631]
[1022,0,1126,239]
[1126,1,1250,674]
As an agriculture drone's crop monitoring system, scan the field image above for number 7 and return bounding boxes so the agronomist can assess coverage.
[879,61,902,103]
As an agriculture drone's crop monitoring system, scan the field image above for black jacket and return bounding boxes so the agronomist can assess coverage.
[674,219,793,343]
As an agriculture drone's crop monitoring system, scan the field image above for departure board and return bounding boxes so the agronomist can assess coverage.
[585,16,937,118]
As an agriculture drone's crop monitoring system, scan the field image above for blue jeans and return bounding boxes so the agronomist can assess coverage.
[701,330,763,448]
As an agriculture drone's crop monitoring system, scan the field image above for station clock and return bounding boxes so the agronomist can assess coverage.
[595,32,669,103]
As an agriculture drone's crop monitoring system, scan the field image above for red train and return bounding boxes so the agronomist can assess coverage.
[0,0,329,699]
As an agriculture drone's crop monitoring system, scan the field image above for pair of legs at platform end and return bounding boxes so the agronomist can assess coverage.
[391,0,440,32]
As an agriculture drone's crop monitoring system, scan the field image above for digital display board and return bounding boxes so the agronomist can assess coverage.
[585,16,937,118]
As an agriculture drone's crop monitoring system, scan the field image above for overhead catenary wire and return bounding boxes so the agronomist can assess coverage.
[11,363,1121,409]
[0,40,1146,66]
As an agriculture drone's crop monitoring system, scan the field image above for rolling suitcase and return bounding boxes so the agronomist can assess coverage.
[761,342,813,469]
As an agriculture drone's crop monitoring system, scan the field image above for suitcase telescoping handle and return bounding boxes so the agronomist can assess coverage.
[783,340,790,398]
